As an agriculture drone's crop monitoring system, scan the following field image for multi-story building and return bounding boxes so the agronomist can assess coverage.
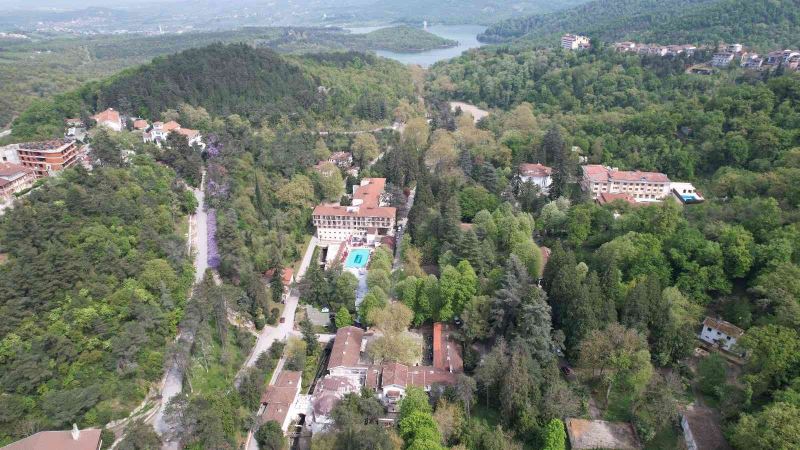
[741,53,764,69]
[518,163,553,193]
[0,162,36,202]
[258,370,303,433]
[711,52,735,67]
[581,165,671,202]
[0,139,81,178]
[312,178,396,243]
[700,317,744,352]
[561,34,590,50]
[92,108,123,132]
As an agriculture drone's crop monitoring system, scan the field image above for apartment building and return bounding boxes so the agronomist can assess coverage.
[561,34,590,50]
[312,178,396,242]
[0,139,81,178]
[0,162,36,202]
[581,165,671,201]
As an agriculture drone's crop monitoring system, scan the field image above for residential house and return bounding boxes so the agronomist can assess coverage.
[581,165,671,202]
[259,370,303,432]
[1,425,102,450]
[565,418,641,450]
[265,267,294,301]
[175,127,204,148]
[518,163,553,193]
[312,178,396,243]
[328,151,354,168]
[711,52,735,67]
[92,108,122,132]
[132,119,149,131]
[700,317,743,352]
[595,192,637,206]
[561,34,590,50]
[740,53,764,69]
[433,322,463,373]
[0,139,81,178]
[0,162,36,203]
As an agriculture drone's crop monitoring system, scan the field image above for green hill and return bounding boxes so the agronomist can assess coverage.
[480,0,800,50]
[361,26,457,52]
[10,43,415,140]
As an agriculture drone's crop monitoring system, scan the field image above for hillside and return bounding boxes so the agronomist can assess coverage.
[10,43,415,140]
[479,0,800,50]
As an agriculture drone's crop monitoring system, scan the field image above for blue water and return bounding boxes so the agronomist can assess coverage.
[345,248,371,269]
[345,24,487,67]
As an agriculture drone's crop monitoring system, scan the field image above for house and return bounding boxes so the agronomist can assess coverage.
[740,53,764,69]
[561,34,590,50]
[518,163,553,193]
[0,139,81,178]
[92,108,122,131]
[565,418,641,450]
[132,119,149,131]
[259,370,303,432]
[174,127,204,148]
[328,151,354,168]
[265,267,294,301]
[0,162,36,202]
[681,404,732,450]
[312,178,396,243]
[671,182,704,205]
[327,326,369,377]
[711,52,735,67]
[581,165,671,202]
[700,317,743,352]
[144,121,203,148]
[1,425,102,450]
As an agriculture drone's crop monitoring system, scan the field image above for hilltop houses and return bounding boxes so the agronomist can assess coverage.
[1,425,103,450]
[614,42,697,57]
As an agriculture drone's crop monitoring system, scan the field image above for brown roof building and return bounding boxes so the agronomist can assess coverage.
[92,108,122,132]
[433,322,463,373]
[581,165,671,202]
[313,178,396,242]
[328,326,367,372]
[260,370,302,431]
[2,139,82,178]
[2,426,102,450]
[596,192,637,206]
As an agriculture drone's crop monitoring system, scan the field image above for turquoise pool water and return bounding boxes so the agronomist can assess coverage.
[344,248,371,269]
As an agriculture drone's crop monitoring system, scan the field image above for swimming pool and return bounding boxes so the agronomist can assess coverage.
[344,248,371,269]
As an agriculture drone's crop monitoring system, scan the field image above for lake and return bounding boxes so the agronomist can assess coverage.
[346,24,486,67]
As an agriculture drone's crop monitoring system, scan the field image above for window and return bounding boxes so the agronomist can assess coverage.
[707,327,712,332]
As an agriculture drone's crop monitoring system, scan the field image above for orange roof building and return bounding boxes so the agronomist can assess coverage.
[260,370,302,432]
[433,322,463,373]
[312,178,396,243]
[2,426,102,450]
[132,119,149,130]
[92,108,122,132]
[1,139,82,178]
[581,165,671,202]
[0,162,35,202]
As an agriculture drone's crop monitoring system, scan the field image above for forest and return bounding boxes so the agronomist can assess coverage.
[479,0,800,51]
[0,157,196,444]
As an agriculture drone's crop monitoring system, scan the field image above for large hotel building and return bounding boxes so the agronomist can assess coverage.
[312,178,396,242]
[0,139,82,178]
[581,164,671,201]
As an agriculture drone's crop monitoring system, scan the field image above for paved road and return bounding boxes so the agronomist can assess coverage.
[152,176,208,450]
[393,188,416,270]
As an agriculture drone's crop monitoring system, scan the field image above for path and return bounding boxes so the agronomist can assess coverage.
[392,188,416,270]
[0,129,10,138]
[236,236,319,384]
[151,173,209,450]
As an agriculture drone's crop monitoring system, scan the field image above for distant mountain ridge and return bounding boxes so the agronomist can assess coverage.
[480,0,800,51]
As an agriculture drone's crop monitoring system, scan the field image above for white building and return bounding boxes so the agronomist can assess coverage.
[561,34,590,51]
[92,108,123,132]
[700,317,744,352]
[518,163,553,193]
[312,178,396,243]
[711,52,735,67]
[670,182,704,205]
[581,165,671,202]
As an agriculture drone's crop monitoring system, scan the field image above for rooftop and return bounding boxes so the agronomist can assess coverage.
[519,163,553,177]
[582,165,670,184]
[0,162,34,179]
[313,178,396,219]
[92,108,120,124]
[1,427,102,450]
[597,192,637,205]
[565,418,641,450]
[433,322,463,373]
[703,317,744,338]
[328,326,366,369]
[133,119,149,130]
[260,370,302,427]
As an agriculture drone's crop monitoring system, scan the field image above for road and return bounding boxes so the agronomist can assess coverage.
[393,188,416,270]
[238,236,319,378]
[0,129,10,138]
[151,175,208,450]
[449,101,489,123]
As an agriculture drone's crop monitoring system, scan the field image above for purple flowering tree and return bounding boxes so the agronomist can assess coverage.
[207,208,220,269]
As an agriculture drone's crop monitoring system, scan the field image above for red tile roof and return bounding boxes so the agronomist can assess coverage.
[162,121,181,132]
[133,119,149,130]
[519,163,553,177]
[433,322,463,373]
[175,127,199,139]
[313,178,396,219]
[328,326,365,369]
[0,162,34,178]
[92,108,120,125]
[583,165,669,183]
[597,192,636,205]
[260,370,302,427]
[381,362,409,387]
[2,428,102,450]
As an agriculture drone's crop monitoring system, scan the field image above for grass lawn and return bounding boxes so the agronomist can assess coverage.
[188,326,254,394]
